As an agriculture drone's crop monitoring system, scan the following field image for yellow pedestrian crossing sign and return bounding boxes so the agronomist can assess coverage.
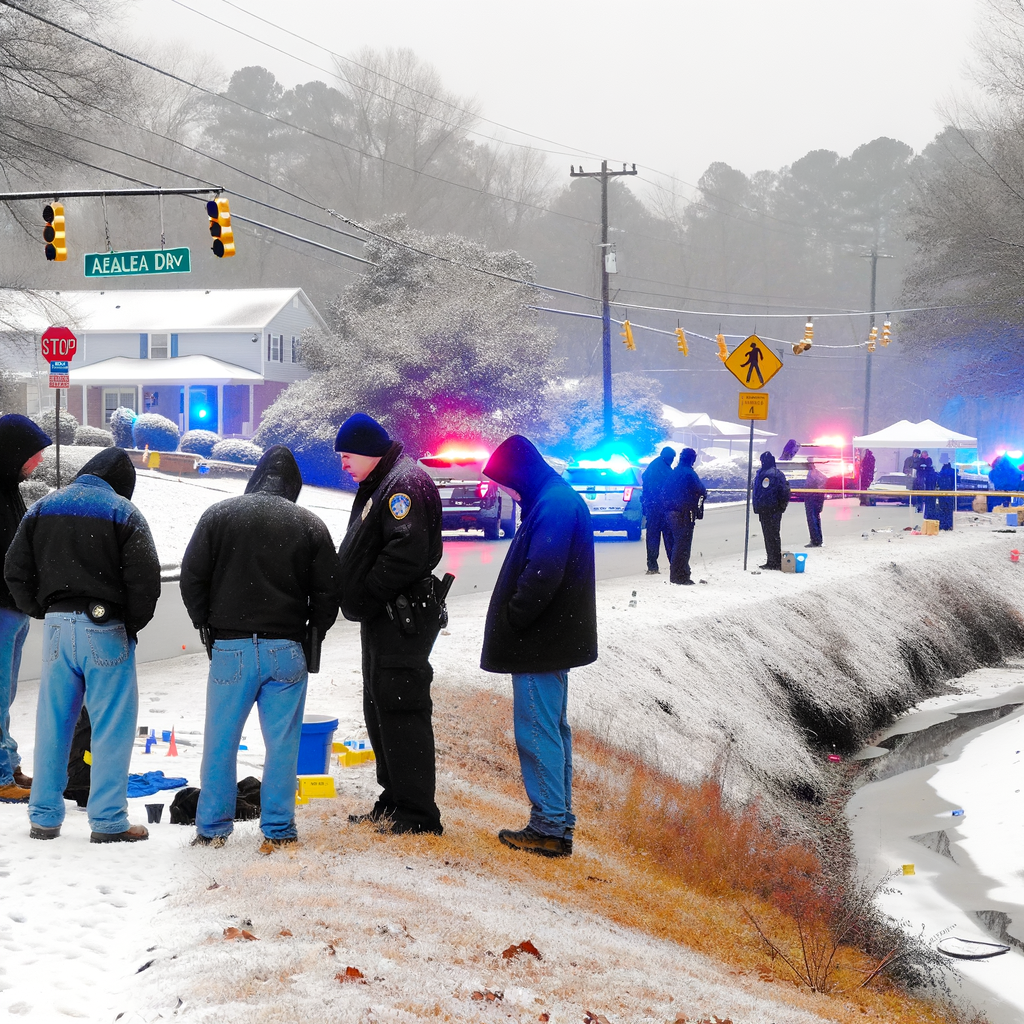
[739,392,769,420]
[724,335,782,390]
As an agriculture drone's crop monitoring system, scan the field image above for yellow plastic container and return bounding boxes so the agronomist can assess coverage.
[902,863,915,875]
[922,519,939,536]
[295,774,336,804]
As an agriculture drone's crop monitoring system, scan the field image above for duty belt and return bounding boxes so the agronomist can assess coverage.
[47,598,123,623]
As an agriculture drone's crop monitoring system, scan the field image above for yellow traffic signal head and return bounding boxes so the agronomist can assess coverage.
[716,333,727,361]
[207,197,235,258]
[675,327,688,356]
[620,320,635,350]
[43,203,66,262]
[881,319,892,346]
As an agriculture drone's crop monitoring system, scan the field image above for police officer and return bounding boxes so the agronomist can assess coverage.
[335,414,445,835]
[666,448,707,585]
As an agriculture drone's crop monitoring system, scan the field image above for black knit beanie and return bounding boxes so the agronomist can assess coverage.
[334,413,391,457]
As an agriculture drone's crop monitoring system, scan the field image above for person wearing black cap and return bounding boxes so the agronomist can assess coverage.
[4,448,161,841]
[335,413,445,835]
[640,446,675,574]
[481,435,597,858]
[665,447,706,585]
[751,451,790,570]
[180,446,340,854]
[0,414,51,803]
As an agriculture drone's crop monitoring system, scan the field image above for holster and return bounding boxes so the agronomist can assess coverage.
[303,626,322,674]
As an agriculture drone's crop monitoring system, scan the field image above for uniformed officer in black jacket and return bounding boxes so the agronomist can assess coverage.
[335,414,445,835]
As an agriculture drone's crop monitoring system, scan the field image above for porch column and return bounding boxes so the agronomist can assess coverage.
[248,384,254,436]
[184,384,191,431]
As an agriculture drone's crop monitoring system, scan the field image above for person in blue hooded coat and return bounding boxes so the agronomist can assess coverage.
[751,451,790,570]
[988,453,1022,512]
[641,446,675,574]
[665,447,706,585]
[481,435,597,859]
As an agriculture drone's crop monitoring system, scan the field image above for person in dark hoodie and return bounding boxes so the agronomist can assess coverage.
[936,456,956,530]
[334,414,445,835]
[751,451,790,570]
[180,446,339,853]
[665,447,707,585]
[804,459,827,548]
[4,448,160,841]
[0,415,51,803]
[641,446,675,574]
[481,435,597,858]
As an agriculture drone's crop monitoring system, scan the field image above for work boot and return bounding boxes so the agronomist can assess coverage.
[29,823,60,840]
[645,568,659,575]
[190,834,227,848]
[12,768,32,788]
[90,825,149,843]
[348,811,381,825]
[0,783,31,804]
[258,837,300,855]
[498,826,570,858]
[379,819,443,836]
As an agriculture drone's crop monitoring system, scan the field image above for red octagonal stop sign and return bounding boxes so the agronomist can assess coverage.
[41,325,78,361]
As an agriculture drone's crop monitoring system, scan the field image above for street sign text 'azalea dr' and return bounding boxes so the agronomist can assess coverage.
[724,335,783,390]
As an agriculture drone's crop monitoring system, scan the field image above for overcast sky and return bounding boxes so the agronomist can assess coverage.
[127,0,982,192]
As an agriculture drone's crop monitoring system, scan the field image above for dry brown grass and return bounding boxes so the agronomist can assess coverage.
[380,686,966,1024]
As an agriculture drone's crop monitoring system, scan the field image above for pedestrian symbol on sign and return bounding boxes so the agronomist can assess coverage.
[724,334,783,390]
[739,339,764,385]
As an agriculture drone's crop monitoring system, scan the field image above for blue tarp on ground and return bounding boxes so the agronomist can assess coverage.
[126,771,189,798]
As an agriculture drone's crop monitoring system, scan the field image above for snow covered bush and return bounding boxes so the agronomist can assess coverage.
[32,409,77,446]
[179,429,220,458]
[699,455,749,499]
[535,374,667,458]
[29,446,106,487]
[210,439,262,465]
[73,425,114,447]
[19,479,51,505]
[109,406,137,448]
[257,221,557,476]
[132,413,180,452]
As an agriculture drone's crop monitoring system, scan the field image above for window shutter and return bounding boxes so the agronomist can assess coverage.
[140,333,148,359]
[171,333,178,358]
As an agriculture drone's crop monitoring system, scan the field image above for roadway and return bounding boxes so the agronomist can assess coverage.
[437,497,920,596]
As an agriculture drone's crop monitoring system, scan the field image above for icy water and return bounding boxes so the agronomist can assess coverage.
[847,669,1024,1023]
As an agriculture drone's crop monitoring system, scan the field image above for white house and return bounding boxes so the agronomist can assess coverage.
[0,288,328,437]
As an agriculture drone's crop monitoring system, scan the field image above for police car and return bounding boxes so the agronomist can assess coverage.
[562,456,644,541]
[417,448,515,540]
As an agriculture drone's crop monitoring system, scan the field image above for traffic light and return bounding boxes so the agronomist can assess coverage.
[793,317,813,355]
[620,320,635,350]
[880,319,892,346]
[867,325,878,353]
[675,327,688,356]
[716,333,728,361]
[207,197,235,258]
[43,203,66,262]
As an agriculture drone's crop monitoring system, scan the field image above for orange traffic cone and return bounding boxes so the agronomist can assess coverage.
[166,728,178,757]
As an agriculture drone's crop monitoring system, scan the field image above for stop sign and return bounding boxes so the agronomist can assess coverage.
[41,325,77,361]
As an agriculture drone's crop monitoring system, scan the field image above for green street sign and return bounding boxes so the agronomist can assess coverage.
[84,247,191,278]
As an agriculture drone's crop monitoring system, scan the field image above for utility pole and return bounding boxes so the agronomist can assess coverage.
[570,161,637,441]
[858,248,893,435]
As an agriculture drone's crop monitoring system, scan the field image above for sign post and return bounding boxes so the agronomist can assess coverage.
[41,327,77,488]
[723,337,781,571]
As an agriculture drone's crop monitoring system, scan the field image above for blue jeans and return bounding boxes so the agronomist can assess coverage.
[196,638,307,840]
[511,670,575,838]
[30,613,138,833]
[0,608,30,786]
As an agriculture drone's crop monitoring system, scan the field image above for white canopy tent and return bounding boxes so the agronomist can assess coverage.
[852,419,977,450]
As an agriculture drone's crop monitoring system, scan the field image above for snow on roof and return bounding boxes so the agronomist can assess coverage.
[662,404,775,438]
[69,354,263,385]
[0,287,328,334]
[853,418,977,449]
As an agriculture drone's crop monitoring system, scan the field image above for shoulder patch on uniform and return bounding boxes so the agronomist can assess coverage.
[361,496,373,521]
[389,493,412,520]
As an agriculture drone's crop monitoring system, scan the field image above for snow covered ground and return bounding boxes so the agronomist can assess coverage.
[4,471,1024,1021]
[848,670,1024,1024]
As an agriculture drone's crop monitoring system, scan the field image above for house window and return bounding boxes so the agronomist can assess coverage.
[103,388,137,424]
[268,334,281,362]
[150,333,169,359]
[291,335,301,363]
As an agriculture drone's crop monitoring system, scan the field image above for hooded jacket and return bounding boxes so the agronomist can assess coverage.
[0,415,51,610]
[180,446,339,642]
[336,441,443,622]
[640,448,675,514]
[666,448,707,512]
[752,452,791,516]
[480,435,597,674]
[4,448,160,636]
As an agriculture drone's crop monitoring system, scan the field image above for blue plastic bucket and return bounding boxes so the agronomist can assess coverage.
[794,552,808,573]
[297,714,338,775]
